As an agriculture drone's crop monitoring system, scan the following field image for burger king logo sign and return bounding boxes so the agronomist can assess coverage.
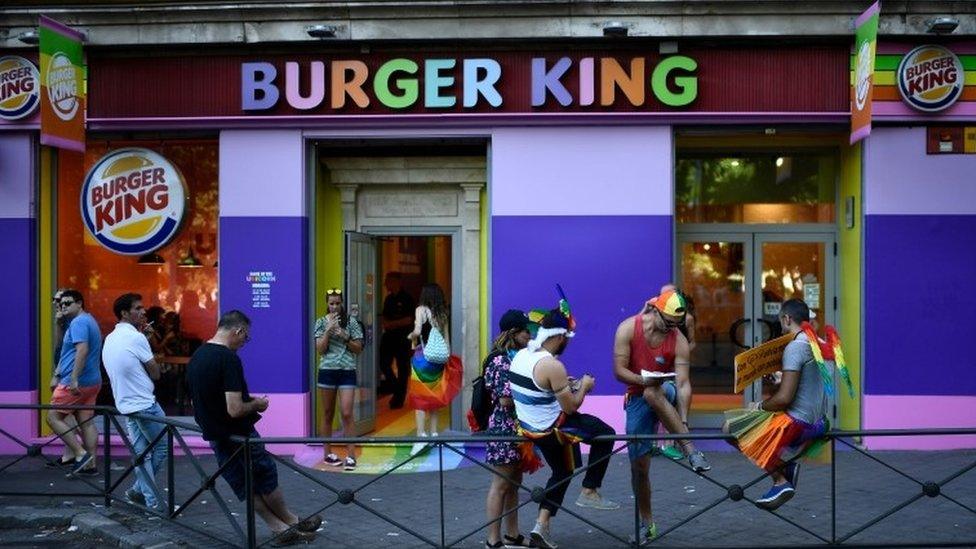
[897,45,965,113]
[81,148,187,255]
[0,56,40,121]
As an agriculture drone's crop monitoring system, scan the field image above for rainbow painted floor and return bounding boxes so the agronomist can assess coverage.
[293,397,482,474]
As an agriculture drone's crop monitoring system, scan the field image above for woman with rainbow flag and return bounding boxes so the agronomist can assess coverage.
[723,298,854,510]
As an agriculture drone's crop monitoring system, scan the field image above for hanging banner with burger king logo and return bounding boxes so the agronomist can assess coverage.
[0,55,40,121]
[850,1,879,145]
[897,45,965,113]
[39,15,85,152]
[81,148,187,255]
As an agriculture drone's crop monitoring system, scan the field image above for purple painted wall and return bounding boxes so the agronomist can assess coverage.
[864,215,976,395]
[0,133,35,392]
[864,128,976,401]
[492,215,671,394]
[219,216,308,393]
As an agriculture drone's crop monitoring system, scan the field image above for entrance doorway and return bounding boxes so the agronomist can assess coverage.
[677,231,835,427]
[674,145,839,427]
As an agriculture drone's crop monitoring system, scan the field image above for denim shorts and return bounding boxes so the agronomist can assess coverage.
[317,368,357,389]
[624,381,677,462]
[210,430,279,501]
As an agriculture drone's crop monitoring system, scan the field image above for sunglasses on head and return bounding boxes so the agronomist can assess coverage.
[326,288,342,296]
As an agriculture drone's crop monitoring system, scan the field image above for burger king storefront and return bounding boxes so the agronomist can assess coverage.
[1,39,975,455]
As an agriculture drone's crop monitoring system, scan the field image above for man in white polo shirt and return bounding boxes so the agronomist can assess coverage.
[102,293,165,510]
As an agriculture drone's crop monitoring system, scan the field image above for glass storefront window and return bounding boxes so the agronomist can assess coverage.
[56,139,219,416]
[676,153,837,224]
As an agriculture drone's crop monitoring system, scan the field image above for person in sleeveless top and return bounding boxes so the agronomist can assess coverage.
[613,290,711,544]
[510,306,618,549]
[652,284,696,461]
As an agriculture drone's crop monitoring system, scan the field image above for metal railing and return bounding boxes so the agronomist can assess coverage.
[1,403,974,548]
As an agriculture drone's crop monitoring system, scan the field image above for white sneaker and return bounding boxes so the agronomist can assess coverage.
[410,432,428,457]
[530,521,557,549]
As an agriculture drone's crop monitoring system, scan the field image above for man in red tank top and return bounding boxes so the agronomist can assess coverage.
[613,290,711,543]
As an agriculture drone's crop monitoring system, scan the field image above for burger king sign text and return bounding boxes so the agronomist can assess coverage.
[0,56,39,121]
[81,148,187,255]
[897,45,965,113]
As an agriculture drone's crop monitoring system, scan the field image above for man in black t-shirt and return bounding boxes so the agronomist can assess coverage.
[379,272,415,408]
[187,310,321,546]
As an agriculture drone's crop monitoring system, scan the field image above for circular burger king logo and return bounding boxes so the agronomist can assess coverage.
[897,45,965,113]
[46,52,80,121]
[81,148,187,255]
[0,56,39,121]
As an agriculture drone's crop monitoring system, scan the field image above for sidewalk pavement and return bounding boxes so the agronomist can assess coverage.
[1,445,974,547]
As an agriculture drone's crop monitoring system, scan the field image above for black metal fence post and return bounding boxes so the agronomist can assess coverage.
[167,426,175,516]
[438,441,446,549]
[244,437,256,549]
[103,411,111,507]
[831,436,836,544]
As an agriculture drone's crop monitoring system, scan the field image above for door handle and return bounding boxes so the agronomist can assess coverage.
[729,318,751,349]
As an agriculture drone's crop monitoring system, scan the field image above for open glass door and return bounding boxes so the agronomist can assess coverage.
[345,232,378,435]
[677,234,753,428]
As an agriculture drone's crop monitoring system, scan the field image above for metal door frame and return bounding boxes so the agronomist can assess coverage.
[676,227,837,426]
[361,225,464,431]
[344,231,379,435]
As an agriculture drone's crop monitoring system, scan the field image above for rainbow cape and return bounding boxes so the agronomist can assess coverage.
[800,322,854,399]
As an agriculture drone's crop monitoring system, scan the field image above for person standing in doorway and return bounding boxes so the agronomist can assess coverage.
[47,289,103,477]
[379,272,415,409]
[102,293,167,510]
[406,283,462,456]
[314,288,364,471]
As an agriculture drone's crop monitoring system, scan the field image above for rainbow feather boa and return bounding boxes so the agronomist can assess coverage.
[800,322,854,399]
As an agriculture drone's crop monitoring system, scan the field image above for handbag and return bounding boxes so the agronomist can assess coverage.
[423,325,450,364]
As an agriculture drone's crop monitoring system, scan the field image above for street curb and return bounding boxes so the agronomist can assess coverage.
[0,507,180,548]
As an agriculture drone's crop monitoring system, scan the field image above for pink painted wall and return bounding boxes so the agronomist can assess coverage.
[0,391,38,454]
[863,395,976,450]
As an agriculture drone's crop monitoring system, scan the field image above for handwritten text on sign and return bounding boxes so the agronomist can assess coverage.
[733,333,793,393]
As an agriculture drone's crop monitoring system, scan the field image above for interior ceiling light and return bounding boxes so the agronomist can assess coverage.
[177,248,202,268]
[137,252,165,266]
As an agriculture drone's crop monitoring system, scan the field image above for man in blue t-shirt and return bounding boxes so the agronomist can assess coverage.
[47,289,103,476]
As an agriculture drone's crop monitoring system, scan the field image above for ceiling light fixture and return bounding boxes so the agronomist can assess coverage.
[603,21,628,37]
[925,16,959,34]
[306,24,338,39]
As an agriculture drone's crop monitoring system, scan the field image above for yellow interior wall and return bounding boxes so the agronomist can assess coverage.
[480,186,488,358]
[39,147,55,434]
[838,143,862,430]
[314,161,344,434]
[675,132,862,429]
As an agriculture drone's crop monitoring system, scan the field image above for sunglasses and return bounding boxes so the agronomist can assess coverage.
[326,288,343,296]
[59,300,76,308]
[655,308,682,328]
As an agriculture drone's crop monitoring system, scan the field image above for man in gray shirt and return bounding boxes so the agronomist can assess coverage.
[726,298,829,511]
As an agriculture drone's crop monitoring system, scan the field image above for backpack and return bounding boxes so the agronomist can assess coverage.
[467,354,497,432]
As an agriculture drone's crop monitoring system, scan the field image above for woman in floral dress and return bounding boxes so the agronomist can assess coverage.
[483,310,536,548]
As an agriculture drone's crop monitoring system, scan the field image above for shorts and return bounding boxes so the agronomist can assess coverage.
[317,368,357,389]
[210,430,279,501]
[624,381,677,461]
[51,384,101,415]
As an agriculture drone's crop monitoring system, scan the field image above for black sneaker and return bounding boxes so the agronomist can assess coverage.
[67,453,94,477]
[125,488,146,506]
[295,514,322,533]
[343,457,357,471]
[45,456,75,468]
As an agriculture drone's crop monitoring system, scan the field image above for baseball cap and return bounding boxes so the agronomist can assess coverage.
[648,290,686,317]
[499,309,529,332]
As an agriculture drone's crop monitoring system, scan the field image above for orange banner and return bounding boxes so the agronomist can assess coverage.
[39,15,85,152]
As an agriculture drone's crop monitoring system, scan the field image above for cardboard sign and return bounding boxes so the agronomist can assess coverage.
[733,333,793,393]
